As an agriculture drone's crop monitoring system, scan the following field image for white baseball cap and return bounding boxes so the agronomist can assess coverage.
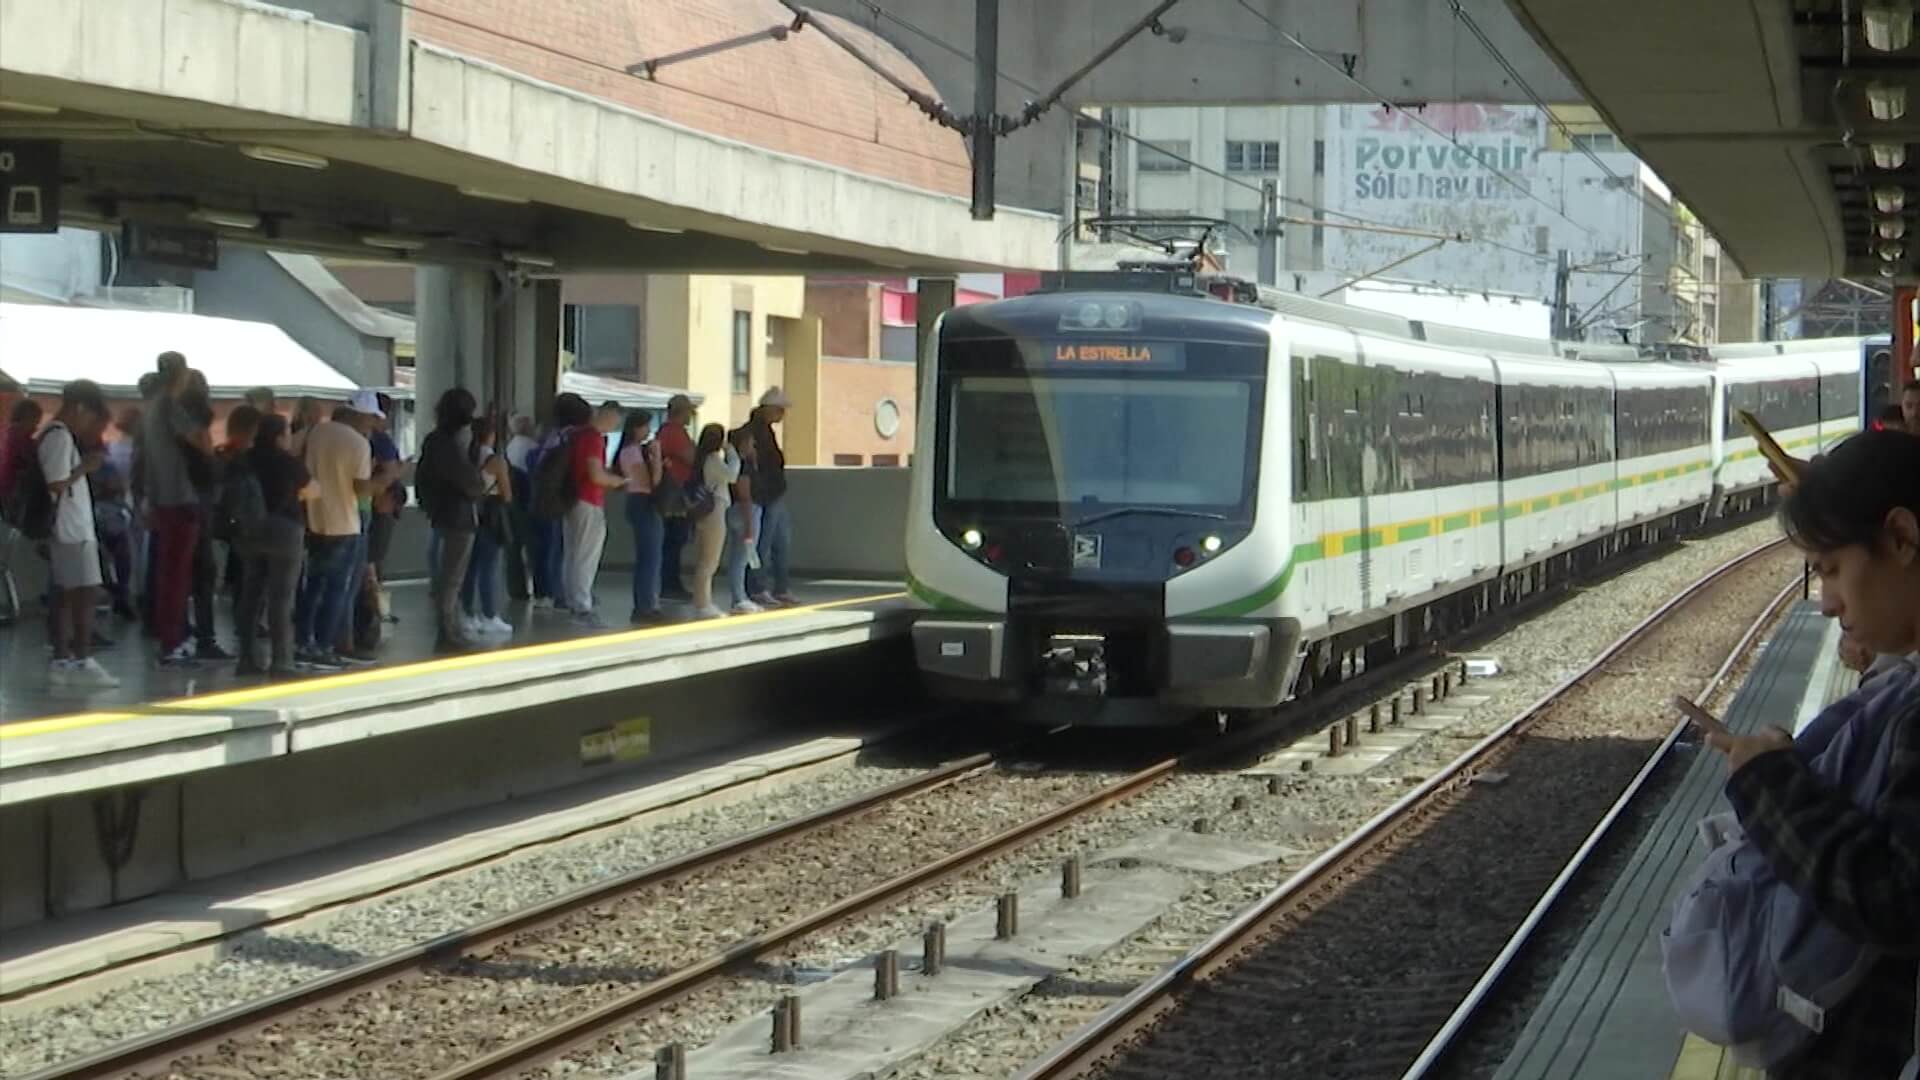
[759,386,792,409]
[348,390,386,418]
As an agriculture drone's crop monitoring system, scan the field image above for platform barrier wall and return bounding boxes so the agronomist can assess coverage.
[0,638,920,931]
[1,467,910,612]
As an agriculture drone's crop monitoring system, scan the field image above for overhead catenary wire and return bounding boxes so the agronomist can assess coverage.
[1446,0,1680,230]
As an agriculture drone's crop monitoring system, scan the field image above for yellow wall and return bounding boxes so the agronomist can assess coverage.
[644,274,804,430]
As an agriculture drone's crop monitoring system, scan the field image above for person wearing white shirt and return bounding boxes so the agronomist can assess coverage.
[40,380,119,688]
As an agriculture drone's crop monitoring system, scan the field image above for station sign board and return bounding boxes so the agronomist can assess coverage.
[123,221,220,271]
[0,139,60,233]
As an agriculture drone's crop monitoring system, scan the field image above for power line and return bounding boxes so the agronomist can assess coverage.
[385,0,969,172]
[1446,0,1679,229]
[1231,0,1600,242]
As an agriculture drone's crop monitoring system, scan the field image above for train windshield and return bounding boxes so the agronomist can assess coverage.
[941,366,1262,515]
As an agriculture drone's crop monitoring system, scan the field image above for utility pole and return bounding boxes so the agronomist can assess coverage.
[1551,249,1573,340]
[1257,179,1279,287]
[970,0,999,220]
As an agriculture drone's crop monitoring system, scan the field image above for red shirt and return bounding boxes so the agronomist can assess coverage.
[657,422,694,485]
[571,427,608,508]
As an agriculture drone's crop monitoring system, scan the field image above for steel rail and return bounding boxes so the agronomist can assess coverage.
[1012,536,1792,1080]
[30,746,1002,1080]
[1396,570,1805,1078]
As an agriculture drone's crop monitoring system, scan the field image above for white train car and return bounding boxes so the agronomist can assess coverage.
[1611,363,1715,532]
[1709,338,1867,510]
[906,274,1862,727]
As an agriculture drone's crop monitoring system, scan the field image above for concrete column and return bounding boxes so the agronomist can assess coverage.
[914,278,956,412]
[499,277,561,423]
[784,314,824,466]
[414,265,491,449]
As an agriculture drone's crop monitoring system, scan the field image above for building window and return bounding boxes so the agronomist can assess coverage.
[1313,139,1325,176]
[731,311,751,394]
[1224,208,1265,239]
[1703,254,1720,283]
[562,304,641,374]
[1076,175,1099,211]
[1136,139,1190,172]
[1225,140,1280,172]
[1570,132,1619,153]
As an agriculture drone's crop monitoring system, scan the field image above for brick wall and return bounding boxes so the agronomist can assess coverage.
[805,280,879,358]
[406,0,969,196]
[817,356,914,464]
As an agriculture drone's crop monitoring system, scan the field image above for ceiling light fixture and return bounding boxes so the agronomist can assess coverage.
[626,219,686,234]
[1876,185,1907,213]
[503,250,556,268]
[1864,0,1915,51]
[1881,216,1909,240]
[760,243,809,256]
[187,208,262,230]
[458,186,531,205]
[1874,142,1909,169]
[1868,80,1910,121]
[0,99,60,115]
[240,144,329,170]
[1883,242,1906,260]
[360,232,428,252]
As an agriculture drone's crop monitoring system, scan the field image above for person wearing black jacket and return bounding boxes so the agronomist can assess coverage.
[417,388,488,652]
[235,414,315,676]
[746,389,795,606]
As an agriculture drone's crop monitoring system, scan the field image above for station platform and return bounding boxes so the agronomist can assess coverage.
[0,573,917,935]
[1490,599,1857,1080]
[0,574,907,807]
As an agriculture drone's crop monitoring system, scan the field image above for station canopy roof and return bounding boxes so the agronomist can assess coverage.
[0,302,358,398]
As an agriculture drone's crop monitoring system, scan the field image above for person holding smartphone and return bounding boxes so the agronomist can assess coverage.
[1678,429,1919,1078]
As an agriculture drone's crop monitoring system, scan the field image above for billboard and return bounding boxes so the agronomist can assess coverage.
[1323,104,1551,297]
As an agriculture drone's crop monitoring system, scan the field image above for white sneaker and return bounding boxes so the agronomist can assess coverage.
[531,597,554,610]
[70,657,121,689]
[48,659,74,686]
[482,615,513,636]
[462,615,485,637]
[731,600,764,615]
[693,605,726,620]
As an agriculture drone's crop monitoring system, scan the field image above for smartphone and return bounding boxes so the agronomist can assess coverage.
[1672,695,1730,738]
[1735,409,1802,483]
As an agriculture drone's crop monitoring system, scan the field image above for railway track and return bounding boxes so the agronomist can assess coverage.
[22,534,1790,1080]
[1013,538,1800,1080]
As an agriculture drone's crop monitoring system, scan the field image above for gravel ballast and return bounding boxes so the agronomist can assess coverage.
[3,521,1785,1080]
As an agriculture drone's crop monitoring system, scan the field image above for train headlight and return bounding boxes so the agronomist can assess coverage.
[1201,534,1223,555]
[960,528,984,550]
[1075,302,1104,329]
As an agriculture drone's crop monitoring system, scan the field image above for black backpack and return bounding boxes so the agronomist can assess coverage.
[214,456,267,545]
[2,426,59,541]
[530,431,578,521]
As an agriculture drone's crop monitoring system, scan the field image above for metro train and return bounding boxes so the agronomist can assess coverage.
[904,272,1871,726]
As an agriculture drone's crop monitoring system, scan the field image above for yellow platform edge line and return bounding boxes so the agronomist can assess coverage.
[1,592,905,742]
[1670,1034,1764,1080]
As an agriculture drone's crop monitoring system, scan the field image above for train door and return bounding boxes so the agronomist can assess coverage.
[1290,345,1327,632]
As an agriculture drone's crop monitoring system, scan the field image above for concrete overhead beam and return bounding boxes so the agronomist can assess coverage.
[0,0,364,128]
[404,44,1058,271]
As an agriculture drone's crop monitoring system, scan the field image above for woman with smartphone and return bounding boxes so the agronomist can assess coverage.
[1679,429,1919,1078]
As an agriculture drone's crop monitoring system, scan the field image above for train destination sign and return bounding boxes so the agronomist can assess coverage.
[1032,340,1186,369]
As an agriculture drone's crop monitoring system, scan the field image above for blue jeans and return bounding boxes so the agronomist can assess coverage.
[756,497,793,597]
[462,527,502,618]
[625,492,664,614]
[724,505,757,608]
[530,518,564,603]
[296,534,358,650]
